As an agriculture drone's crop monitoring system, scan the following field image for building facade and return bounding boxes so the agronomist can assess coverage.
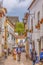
[23,13,29,57]
[28,0,43,56]
[5,16,19,50]
[0,0,7,56]
[4,19,15,51]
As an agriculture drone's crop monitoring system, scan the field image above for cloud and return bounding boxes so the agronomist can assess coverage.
[3,0,18,12]
[7,7,27,21]
[18,0,32,7]
[3,0,32,21]
[3,0,32,12]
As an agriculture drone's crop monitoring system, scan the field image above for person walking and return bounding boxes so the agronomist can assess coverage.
[16,46,21,61]
[40,49,43,65]
[31,48,37,65]
[8,48,10,55]
[4,49,7,59]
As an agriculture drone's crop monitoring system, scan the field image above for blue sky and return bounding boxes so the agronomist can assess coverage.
[3,0,32,21]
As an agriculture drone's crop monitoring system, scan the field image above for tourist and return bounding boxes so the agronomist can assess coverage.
[31,48,37,65]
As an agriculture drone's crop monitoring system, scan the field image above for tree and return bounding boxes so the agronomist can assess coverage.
[15,22,25,35]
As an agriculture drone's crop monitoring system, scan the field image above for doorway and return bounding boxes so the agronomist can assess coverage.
[39,39,41,54]
[32,41,35,49]
[41,36,43,49]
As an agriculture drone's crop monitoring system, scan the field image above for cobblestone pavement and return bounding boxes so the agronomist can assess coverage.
[4,53,32,65]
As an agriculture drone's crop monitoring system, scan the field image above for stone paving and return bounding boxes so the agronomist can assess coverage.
[4,53,32,65]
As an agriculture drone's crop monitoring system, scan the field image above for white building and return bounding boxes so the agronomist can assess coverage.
[2,17,6,45]
[6,20,15,51]
[0,0,7,56]
[28,0,43,56]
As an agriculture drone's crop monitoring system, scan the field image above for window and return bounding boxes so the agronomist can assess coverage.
[7,33,9,37]
[14,38,15,40]
[31,18,33,30]
[37,11,40,23]
[33,41,35,49]
[41,37,43,49]
[0,27,1,34]
[34,12,35,19]
[11,35,14,40]
[42,4,43,18]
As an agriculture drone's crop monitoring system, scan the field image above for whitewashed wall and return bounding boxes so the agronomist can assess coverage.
[0,16,5,56]
[7,24,15,50]
[28,0,43,56]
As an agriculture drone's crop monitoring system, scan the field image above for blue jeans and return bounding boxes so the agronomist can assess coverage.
[32,61,35,65]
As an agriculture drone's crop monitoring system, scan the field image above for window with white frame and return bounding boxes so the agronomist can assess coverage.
[37,11,40,23]
[42,4,43,18]
[31,18,33,30]
[41,37,43,49]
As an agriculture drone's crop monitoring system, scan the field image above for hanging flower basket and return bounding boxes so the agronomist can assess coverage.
[40,18,43,24]
[35,23,40,30]
[29,29,33,33]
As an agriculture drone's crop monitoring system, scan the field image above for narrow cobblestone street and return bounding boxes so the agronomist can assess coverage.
[4,53,32,65]
[0,0,43,65]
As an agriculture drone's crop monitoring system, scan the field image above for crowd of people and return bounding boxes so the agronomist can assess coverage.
[2,46,43,65]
